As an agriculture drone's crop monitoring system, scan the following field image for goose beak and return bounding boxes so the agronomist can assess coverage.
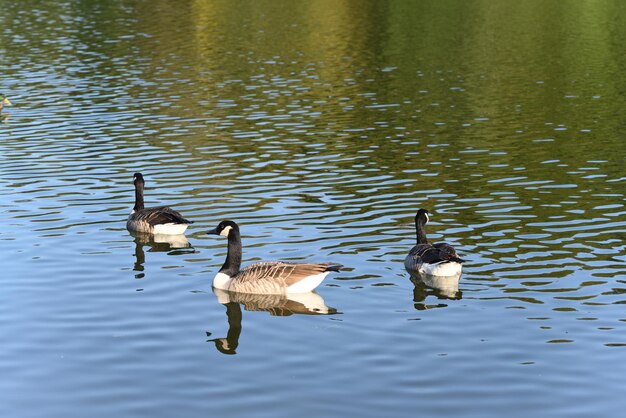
[206,228,219,235]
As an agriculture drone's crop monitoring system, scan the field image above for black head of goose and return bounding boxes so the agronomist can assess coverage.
[404,209,464,276]
[207,220,342,294]
[126,172,193,235]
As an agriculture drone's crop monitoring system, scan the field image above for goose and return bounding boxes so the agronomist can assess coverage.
[404,209,464,276]
[207,220,342,294]
[0,93,11,111]
[126,172,192,235]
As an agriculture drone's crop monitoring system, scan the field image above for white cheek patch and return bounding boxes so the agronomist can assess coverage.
[424,212,430,224]
[220,225,232,237]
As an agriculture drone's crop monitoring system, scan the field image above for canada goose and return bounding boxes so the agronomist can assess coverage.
[0,93,11,111]
[207,220,342,294]
[126,172,192,235]
[404,209,464,276]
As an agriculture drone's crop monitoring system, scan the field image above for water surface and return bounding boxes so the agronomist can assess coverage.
[1,1,625,417]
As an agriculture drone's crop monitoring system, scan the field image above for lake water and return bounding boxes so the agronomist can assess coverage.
[1,1,625,417]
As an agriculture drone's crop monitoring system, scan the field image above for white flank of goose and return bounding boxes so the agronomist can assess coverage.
[207,220,342,294]
[126,172,192,235]
[404,208,464,276]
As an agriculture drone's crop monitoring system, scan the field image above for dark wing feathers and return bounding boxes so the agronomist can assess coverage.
[409,243,463,264]
[433,243,463,262]
[135,206,192,226]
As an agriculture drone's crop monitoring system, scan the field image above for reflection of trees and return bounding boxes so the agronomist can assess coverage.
[4,1,622,245]
[9,0,619,178]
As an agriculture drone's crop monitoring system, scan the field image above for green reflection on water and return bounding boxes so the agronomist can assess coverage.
[2,0,624,267]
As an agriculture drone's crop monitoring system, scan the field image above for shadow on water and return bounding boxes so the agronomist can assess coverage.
[410,271,462,310]
[131,232,195,277]
[207,288,338,355]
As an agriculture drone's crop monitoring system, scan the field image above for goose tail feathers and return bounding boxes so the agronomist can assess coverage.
[325,263,343,272]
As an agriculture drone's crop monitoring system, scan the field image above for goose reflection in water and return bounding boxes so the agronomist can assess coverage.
[410,271,462,311]
[207,288,337,355]
[131,232,194,278]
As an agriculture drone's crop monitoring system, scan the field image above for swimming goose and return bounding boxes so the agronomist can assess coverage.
[404,209,464,276]
[0,93,11,111]
[126,172,192,235]
[207,220,342,294]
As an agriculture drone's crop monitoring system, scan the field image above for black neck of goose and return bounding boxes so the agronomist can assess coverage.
[221,228,242,276]
[133,181,145,211]
[415,216,428,244]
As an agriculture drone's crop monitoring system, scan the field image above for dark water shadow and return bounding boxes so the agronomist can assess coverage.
[207,289,338,355]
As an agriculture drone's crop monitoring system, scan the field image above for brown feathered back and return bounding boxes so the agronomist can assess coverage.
[228,262,340,294]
